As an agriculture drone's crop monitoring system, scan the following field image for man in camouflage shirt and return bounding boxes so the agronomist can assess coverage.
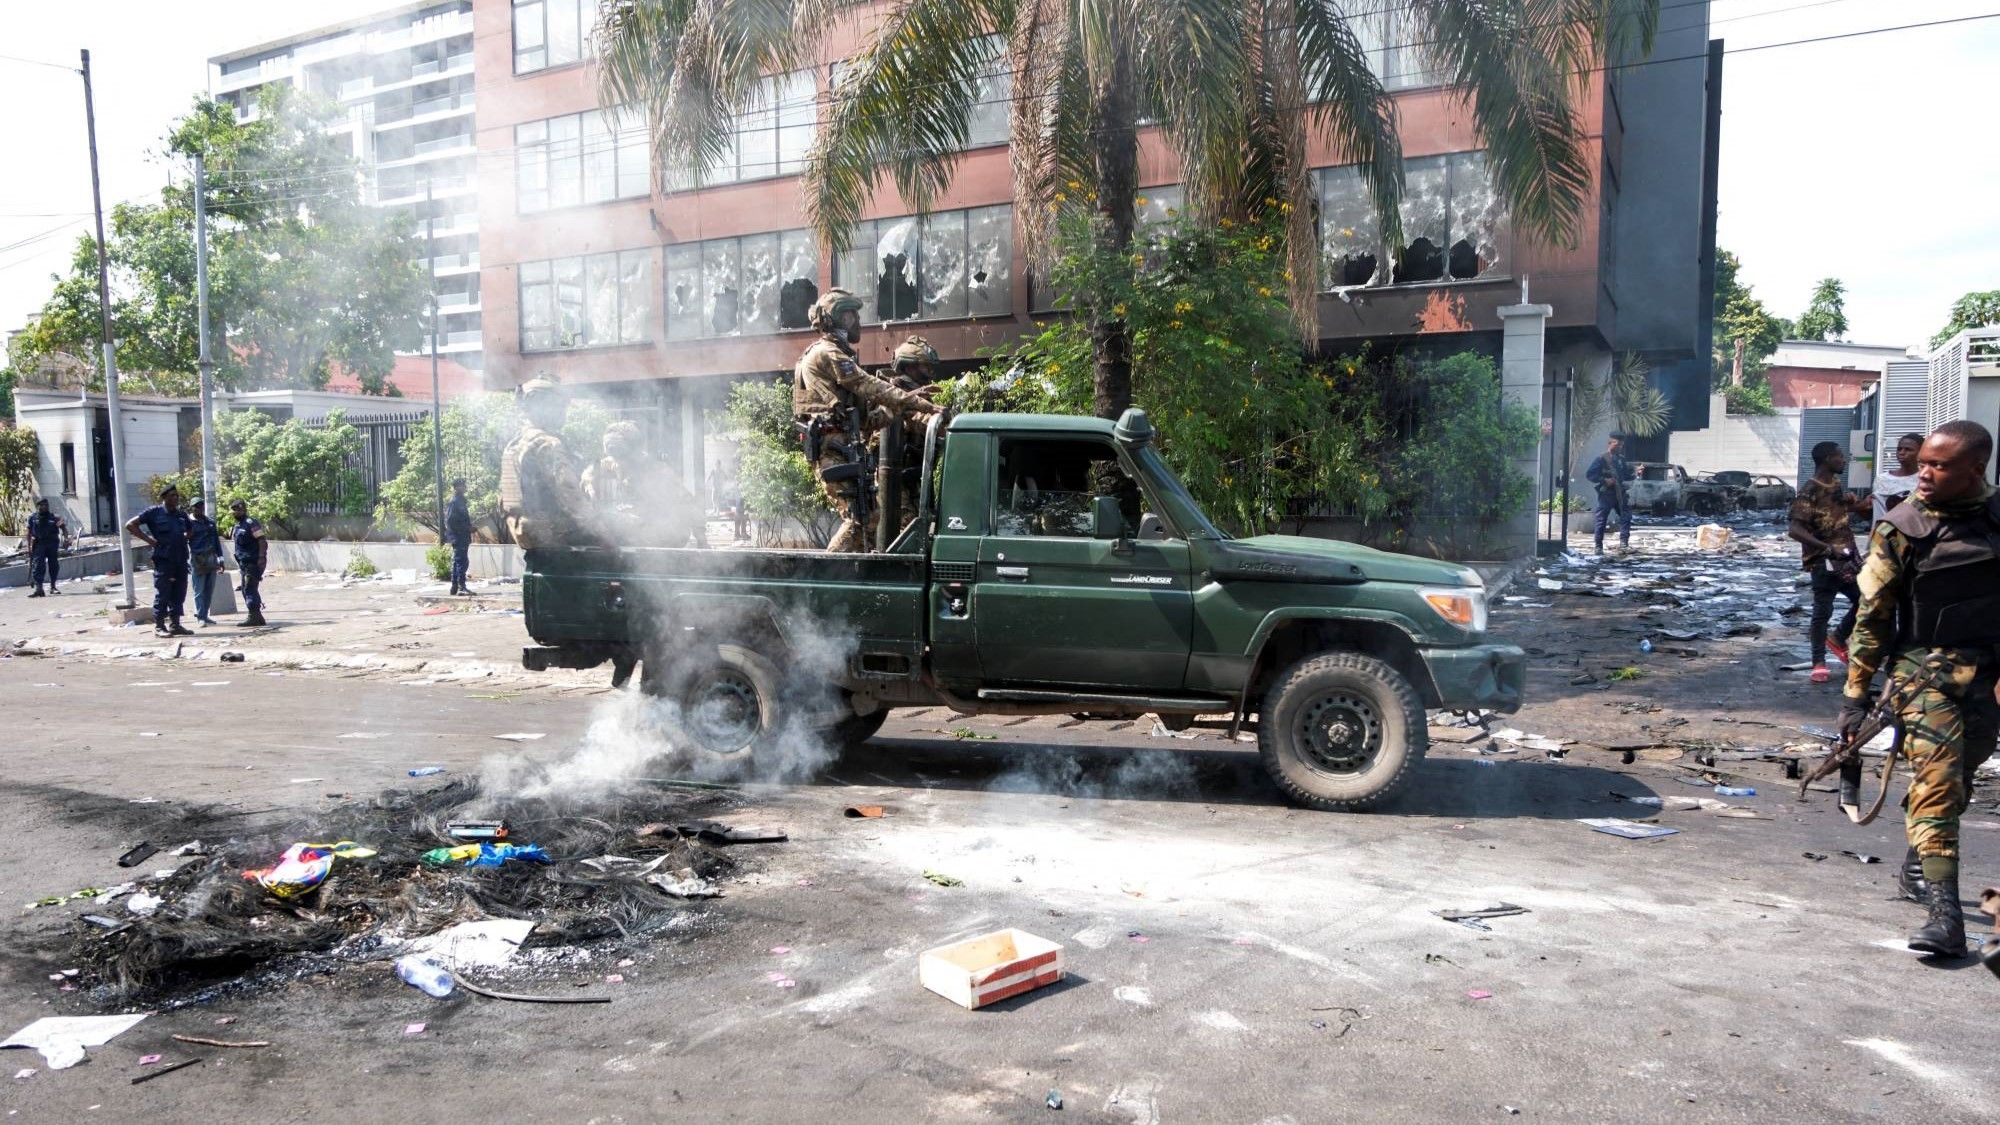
[1788,440,1868,682]
[501,375,602,550]
[1840,420,2000,956]
[792,289,940,552]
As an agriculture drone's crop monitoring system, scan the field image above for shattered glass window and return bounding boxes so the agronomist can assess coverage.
[1317,167,1378,288]
[663,230,821,339]
[662,70,816,190]
[1447,151,1503,279]
[1394,156,1450,283]
[965,35,1012,149]
[517,108,649,213]
[835,206,1011,325]
[518,249,652,351]
[1317,152,1504,288]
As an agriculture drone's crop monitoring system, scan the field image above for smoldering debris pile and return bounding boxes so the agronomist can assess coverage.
[1509,528,1801,636]
[51,781,751,1006]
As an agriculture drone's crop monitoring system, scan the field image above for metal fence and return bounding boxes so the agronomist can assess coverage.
[296,409,483,520]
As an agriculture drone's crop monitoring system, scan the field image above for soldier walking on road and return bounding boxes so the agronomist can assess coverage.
[1790,440,1870,684]
[1585,435,1634,555]
[1839,420,2000,957]
[792,289,939,552]
[26,498,68,597]
[187,499,224,626]
[125,484,192,637]
[229,499,268,628]
[445,477,474,596]
[501,375,601,550]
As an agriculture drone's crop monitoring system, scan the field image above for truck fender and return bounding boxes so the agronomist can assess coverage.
[1240,608,1438,712]
[659,592,790,656]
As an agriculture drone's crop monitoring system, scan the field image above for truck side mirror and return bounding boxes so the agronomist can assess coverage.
[1091,495,1125,541]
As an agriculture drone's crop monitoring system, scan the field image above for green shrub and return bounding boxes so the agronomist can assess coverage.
[341,547,378,579]
[424,543,452,581]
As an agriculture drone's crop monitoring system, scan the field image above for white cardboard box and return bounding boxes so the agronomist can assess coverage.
[918,928,1065,1010]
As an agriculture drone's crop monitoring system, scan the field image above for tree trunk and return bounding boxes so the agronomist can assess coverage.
[1089,35,1139,423]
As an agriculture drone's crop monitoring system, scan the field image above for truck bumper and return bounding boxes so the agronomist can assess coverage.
[1420,643,1526,714]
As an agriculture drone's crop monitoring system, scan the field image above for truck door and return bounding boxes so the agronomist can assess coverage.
[972,435,1194,690]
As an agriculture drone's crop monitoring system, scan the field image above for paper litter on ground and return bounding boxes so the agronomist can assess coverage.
[1579,818,1680,840]
[492,732,546,742]
[2,1014,150,1069]
[403,919,535,970]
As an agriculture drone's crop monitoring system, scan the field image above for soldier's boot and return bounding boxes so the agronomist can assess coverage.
[1908,872,1965,956]
[244,609,267,627]
[1897,846,1928,904]
[28,588,43,597]
[168,620,195,637]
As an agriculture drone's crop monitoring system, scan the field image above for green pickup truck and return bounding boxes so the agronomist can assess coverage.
[521,408,1523,811]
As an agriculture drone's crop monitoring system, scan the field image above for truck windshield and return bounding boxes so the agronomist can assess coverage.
[1135,446,1226,539]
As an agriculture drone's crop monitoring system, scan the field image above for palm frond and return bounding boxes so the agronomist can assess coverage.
[1134,0,1250,224]
[1291,1,1404,253]
[802,0,1012,253]
[1008,0,1072,273]
[1246,2,1320,334]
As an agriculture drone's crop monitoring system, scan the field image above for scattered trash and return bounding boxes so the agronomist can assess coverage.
[13,1068,33,1080]
[168,1035,269,1049]
[1841,851,1881,865]
[242,841,377,897]
[1714,785,1757,797]
[920,929,1065,1010]
[1639,638,1654,654]
[922,870,963,888]
[1608,666,1644,682]
[408,766,447,777]
[137,1054,162,1066]
[1782,664,1817,674]
[634,821,787,845]
[490,733,545,743]
[421,842,550,868]
[1802,852,1827,861]
[1695,523,1732,549]
[1467,989,1494,1000]
[842,805,886,819]
[646,870,722,898]
[445,820,509,841]
[1047,1088,1064,1110]
[219,651,245,662]
[769,947,791,956]
[1579,818,1680,840]
[1128,931,1149,943]
[116,842,158,868]
[766,971,798,988]
[2,1013,149,1070]
[126,893,163,916]
[1536,578,1563,591]
[604,974,624,984]
[170,841,205,857]
[337,732,391,740]
[455,978,612,1004]
[129,1057,202,1085]
[80,914,127,931]
[404,919,535,970]
[1434,903,1530,927]
[394,955,456,998]
[403,1023,426,1037]
[1148,720,1200,740]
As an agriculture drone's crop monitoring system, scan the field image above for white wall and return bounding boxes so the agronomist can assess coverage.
[19,402,93,530]
[116,405,183,515]
[1669,394,1801,478]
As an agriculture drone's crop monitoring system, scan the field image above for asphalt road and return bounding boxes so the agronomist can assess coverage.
[3,535,1998,1123]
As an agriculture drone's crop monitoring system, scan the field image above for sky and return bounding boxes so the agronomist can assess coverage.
[1,0,1996,353]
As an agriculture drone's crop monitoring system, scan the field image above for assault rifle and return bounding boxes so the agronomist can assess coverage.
[814,396,875,538]
[1796,650,1949,824]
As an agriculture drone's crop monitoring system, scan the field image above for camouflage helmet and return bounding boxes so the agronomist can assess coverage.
[808,288,865,332]
[891,335,939,373]
[517,373,564,403]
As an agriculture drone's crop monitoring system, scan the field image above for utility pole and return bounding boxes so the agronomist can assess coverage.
[82,48,137,612]
[1732,338,1745,388]
[426,175,444,534]
[194,153,217,505]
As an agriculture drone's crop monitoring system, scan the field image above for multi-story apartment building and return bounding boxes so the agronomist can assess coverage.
[474,0,1720,483]
[210,1,486,378]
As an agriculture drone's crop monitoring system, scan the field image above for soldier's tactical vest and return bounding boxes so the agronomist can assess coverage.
[1885,493,2000,648]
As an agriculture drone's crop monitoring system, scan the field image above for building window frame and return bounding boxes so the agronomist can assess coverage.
[59,442,77,496]
[518,248,655,353]
[512,0,595,76]
[662,70,817,191]
[663,229,822,341]
[515,107,650,214]
[832,203,1014,325]
[1315,151,1507,291]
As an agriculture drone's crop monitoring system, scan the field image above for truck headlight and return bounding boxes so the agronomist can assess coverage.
[1420,587,1487,634]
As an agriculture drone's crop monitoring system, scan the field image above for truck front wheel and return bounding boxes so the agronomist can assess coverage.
[1258,652,1426,812]
[642,643,784,765]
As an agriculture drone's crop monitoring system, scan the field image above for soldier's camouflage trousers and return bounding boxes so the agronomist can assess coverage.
[817,451,867,553]
[1893,655,2000,861]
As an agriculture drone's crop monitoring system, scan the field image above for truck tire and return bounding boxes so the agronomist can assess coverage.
[1257,651,1426,812]
[828,707,889,750]
[641,643,785,766]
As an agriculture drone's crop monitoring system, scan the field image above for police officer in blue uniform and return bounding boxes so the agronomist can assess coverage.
[229,498,269,627]
[26,498,68,597]
[186,498,225,626]
[125,484,192,636]
[445,476,473,596]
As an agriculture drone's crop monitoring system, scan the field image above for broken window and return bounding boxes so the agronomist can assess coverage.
[1031,187,1184,311]
[834,205,1012,325]
[1316,151,1503,289]
[662,70,816,189]
[517,107,649,213]
[663,229,820,339]
[518,248,652,352]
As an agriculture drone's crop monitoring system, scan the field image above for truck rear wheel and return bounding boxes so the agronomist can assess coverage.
[641,643,784,765]
[1258,651,1426,812]
[828,707,889,750]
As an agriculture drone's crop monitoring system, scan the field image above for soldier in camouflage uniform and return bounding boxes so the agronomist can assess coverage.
[500,375,601,549]
[1841,419,2000,956]
[583,420,705,548]
[792,289,939,552]
[875,335,941,540]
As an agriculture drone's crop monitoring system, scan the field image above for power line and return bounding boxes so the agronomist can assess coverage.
[0,51,80,73]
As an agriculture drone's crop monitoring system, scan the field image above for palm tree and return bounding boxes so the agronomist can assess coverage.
[600,1,1658,420]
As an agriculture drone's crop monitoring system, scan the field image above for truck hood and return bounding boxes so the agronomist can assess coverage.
[1210,534,1481,587]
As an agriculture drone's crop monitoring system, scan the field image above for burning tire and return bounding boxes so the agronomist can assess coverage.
[641,643,784,766]
[1257,651,1426,812]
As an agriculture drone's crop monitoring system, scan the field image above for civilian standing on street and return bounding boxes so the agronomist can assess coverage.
[187,498,224,626]
[1872,432,1924,522]
[445,477,474,596]
[229,498,268,627]
[1585,435,1634,555]
[125,484,192,637]
[26,498,68,596]
[1789,440,1869,683]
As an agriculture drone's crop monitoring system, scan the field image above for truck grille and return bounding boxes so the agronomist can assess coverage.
[931,562,975,583]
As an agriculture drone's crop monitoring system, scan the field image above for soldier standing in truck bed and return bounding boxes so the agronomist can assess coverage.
[501,375,602,550]
[792,289,939,552]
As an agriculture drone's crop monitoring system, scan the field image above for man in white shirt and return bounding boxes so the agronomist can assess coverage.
[1872,431,1924,522]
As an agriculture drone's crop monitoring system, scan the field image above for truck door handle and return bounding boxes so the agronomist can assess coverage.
[995,566,1030,580]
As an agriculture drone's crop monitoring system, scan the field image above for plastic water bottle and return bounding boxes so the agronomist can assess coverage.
[408,766,446,777]
[1714,785,1756,797]
[1639,638,1654,654]
[395,954,454,998]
